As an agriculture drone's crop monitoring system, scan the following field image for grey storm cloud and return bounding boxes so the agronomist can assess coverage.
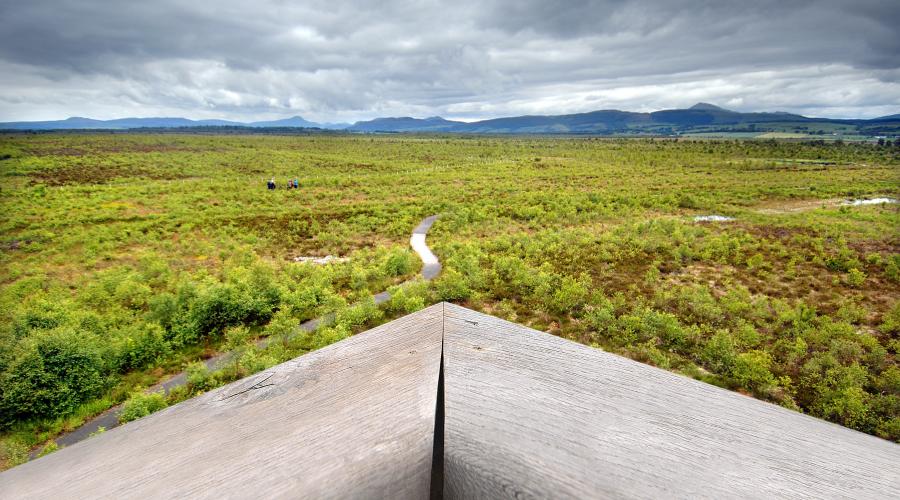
[0,0,898,122]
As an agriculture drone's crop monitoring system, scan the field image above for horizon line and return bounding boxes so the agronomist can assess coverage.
[2,103,899,125]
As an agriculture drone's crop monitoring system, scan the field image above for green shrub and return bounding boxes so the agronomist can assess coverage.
[632,340,671,369]
[883,255,900,283]
[114,323,170,372]
[223,325,253,351]
[814,382,869,428]
[119,391,168,424]
[874,366,900,395]
[383,249,416,277]
[236,347,278,375]
[875,417,900,442]
[701,330,736,374]
[185,362,220,392]
[114,277,152,310]
[800,354,870,428]
[846,268,866,288]
[147,291,179,332]
[0,328,106,427]
[37,441,59,457]
[435,268,473,301]
[13,299,72,337]
[490,256,537,299]
[310,323,351,349]
[335,298,383,330]
[879,302,900,335]
[262,308,299,339]
[386,282,428,315]
[584,303,617,339]
[745,253,767,273]
[537,272,591,316]
[731,350,775,392]
[173,269,282,345]
[285,282,341,319]
[187,283,250,340]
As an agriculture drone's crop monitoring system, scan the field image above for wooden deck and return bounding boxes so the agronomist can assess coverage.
[0,304,444,499]
[1,302,897,499]
[442,303,899,499]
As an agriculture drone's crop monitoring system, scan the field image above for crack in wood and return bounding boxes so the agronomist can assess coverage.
[219,373,276,401]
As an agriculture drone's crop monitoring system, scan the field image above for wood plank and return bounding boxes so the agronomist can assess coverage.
[441,303,900,499]
[0,303,445,500]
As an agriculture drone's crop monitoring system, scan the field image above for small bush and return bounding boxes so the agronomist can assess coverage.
[335,298,383,329]
[262,308,299,339]
[310,323,351,349]
[846,268,866,288]
[883,255,900,283]
[185,362,220,392]
[731,350,775,392]
[386,282,428,315]
[119,391,168,424]
[701,330,736,374]
[37,441,59,457]
[435,268,472,301]
[114,323,170,372]
[383,249,416,277]
[880,302,900,335]
[0,328,106,427]
[538,273,591,316]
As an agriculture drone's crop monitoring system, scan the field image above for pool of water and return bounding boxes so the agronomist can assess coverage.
[842,198,898,206]
[694,215,735,222]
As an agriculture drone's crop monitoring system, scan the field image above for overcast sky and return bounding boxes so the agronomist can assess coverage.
[1,0,898,122]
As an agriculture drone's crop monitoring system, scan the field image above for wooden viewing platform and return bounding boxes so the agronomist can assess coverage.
[1,303,898,499]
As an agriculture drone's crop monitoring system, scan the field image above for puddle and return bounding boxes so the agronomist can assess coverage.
[841,198,898,206]
[694,215,735,222]
[293,255,350,265]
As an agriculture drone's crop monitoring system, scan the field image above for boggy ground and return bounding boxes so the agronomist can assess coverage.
[0,134,898,467]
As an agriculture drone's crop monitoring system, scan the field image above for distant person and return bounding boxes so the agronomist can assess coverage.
[293,179,299,189]
[267,178,276,190]
[286,180,293,190]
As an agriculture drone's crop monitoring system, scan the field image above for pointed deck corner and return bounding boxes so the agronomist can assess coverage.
[0,304,444,500]
[3,302,898,499]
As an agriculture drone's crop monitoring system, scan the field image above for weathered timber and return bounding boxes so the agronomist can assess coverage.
[0,304,444,499]
[3,303,898,499]
[441,303,900,499]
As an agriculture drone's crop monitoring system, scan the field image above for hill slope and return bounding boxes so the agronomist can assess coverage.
[3,104,899,136]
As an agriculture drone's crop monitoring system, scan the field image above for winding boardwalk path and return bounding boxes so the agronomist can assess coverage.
[38,215,442,457]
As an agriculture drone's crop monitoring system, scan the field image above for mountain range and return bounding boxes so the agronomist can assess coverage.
[2,103,898,136]
[0,116,350,130]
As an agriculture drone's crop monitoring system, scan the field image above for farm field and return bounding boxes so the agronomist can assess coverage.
[0,133,898,467]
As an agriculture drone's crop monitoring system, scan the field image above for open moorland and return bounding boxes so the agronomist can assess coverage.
[0,133,898,467]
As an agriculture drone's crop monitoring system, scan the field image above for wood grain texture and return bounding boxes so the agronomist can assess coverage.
[0,303,445,500]
[441,302,900,500]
